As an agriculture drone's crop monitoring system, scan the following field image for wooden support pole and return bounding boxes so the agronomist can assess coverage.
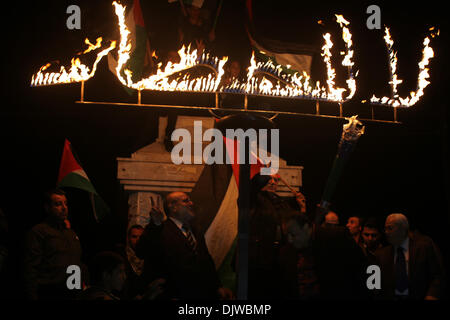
[215,92,219,108]
[80,81,85,102]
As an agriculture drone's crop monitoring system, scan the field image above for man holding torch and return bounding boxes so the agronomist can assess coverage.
[247,172,306,299]
[316,116,365,225]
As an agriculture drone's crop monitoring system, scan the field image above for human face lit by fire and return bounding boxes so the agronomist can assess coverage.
[128,228,143,250]
[385,216,408,246]
[361,227,381,250]
[261,174,280,193]
[346,217,361,236]
[168,192,195,224]
[46,194,68,222]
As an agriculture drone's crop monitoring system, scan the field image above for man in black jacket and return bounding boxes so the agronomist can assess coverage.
[375,213,446,300]
[135,191,232,300]
[23,188,84,300]
[248,173,306,299]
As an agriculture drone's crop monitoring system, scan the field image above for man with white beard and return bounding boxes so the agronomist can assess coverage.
[375,213,446,300]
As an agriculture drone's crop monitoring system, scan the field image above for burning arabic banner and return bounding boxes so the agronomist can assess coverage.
[30,1,438,108]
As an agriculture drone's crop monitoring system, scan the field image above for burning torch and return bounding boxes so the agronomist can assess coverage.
[316,115,365,223]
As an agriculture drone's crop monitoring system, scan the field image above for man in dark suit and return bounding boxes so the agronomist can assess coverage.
[135,191,232,300]
[375,213,446,300]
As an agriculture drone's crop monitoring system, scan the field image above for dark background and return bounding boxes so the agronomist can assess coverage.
[1,0,448,299]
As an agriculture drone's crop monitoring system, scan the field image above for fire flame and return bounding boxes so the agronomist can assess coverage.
[30,1,436,109]
[110,2,356,102]
[335,14,356,100]
[31,38,116,86]
[221,14,356,102]
[113,1,228,92]
[370,27,435,107]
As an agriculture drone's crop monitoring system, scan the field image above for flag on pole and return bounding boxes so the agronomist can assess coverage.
[57,139,110,222]
[245,0,317,75]
[108,0,153,93]
[223,136,267,188]
[189,136,268,292]
[189,162,238,292]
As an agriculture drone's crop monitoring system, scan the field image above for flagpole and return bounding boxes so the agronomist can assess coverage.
[211,0,223,32]
[80,81,85,102]
[216,113,275,300]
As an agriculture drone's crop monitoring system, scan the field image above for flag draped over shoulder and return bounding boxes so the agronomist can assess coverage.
[245,0,317,75]
[57,139,110,222]
[108,0,152,91]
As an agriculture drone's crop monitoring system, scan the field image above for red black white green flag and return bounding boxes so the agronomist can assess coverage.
[189,136,267,292]
[57,139,110,222]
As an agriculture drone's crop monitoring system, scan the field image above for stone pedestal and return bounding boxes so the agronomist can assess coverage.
[117,115,304,266]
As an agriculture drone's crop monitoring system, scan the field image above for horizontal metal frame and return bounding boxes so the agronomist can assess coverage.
[37,80,402,124]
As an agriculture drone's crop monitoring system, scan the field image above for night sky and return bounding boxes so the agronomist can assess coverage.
[1,0,449,300]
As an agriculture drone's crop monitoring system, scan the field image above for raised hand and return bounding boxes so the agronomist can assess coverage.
[294,191,306,213]
[150,196,166,225]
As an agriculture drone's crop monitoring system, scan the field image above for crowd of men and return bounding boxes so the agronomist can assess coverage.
[1,171,445,301]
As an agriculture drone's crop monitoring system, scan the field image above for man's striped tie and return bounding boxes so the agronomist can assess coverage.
[182,224,197,252]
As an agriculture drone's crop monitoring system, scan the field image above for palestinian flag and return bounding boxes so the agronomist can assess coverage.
[189,137,266,292]
[245,0,318,75]
[108,0,153,93]
[224,136,266,188]
[190,163,238,291]
[57,139,110,222]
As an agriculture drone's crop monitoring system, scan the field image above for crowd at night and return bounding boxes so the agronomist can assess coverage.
[1,0,448,313]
